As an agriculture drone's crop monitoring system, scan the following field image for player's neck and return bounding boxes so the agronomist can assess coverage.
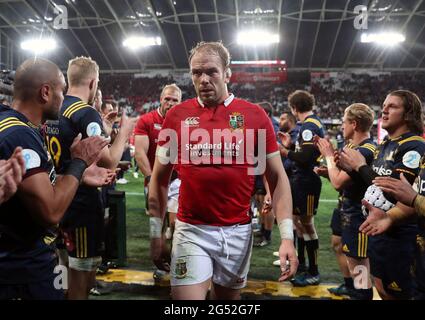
[352,131,370,146]
[299,111,313,122]
[387,125,410,139]
[66,87,90,104]
[11,100,42,126]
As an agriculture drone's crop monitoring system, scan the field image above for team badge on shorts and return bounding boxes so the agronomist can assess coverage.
[175,258,187,279]
[229,112,244,131]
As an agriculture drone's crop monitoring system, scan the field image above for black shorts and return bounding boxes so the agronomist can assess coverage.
[330,208,342,237]
[369,226,417,299]
[413,234,425,299]
[291,174,321,216]
[61,194,105,259]
[0,278,64,300]
[340,203,368,259]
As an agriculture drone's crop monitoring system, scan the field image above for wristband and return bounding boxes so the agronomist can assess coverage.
[149,216,163,239]
[278,218,294,240]
[65,158,88,182]
[145,175,151,184]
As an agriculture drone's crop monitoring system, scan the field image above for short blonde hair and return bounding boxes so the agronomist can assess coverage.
[188,41,231,71]
[67,56,99,87]
[161,83,182,100]
[344,103,375,133]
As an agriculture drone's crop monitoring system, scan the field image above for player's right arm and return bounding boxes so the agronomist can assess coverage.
[316,137,352,191]
[97,113,136,169]
[17,133,108,226]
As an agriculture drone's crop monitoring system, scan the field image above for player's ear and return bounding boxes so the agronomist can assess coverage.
[40,84,51,103]
[224,67,231,84]
[89,78,96,90]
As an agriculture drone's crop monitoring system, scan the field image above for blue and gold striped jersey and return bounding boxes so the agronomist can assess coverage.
[0,104,57,284]
[45,95,104,175]
[294,114,325,174]
[343,138,376,203]
[372,132,425,181]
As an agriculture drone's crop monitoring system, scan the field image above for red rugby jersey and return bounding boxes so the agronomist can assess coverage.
[157,95,279,226]
[134,108,164,170]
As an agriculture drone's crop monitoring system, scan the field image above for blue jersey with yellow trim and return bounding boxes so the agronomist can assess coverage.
[373,132,425,230]
[372,132,425,181]
[0,104,58,284]
[294,114,325,174]
[45,95,105,206]
[45,95,104,174]
[343,138,376,203]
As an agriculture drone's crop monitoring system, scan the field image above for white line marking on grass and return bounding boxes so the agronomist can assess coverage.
[125,192,338,202]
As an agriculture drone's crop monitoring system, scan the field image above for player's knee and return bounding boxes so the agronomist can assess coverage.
[331,237,342,253]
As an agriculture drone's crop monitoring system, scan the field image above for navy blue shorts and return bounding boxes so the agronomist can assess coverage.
[291,174,321,216]
[340,204,368,259]
[62,195,105,259]
[330,208,342,237]
[369,226,417,299]
[0,278,64,300]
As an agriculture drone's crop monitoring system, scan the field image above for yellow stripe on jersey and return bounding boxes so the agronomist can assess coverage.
[358,233,362,257]
[0,119,25,129]
[359,145,376,153]
[395,168,416,176]
[398,136,425,146]
[0,120,29,132]
[0,117,20,126]
[84,227,87,258]
[363,234,369,258]
[63,101,85,118]
[66,105,91,119]
[304,118,322,128]
[80,227,85,258]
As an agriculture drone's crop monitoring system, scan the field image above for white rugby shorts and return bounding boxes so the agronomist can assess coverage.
[170,218,253,289]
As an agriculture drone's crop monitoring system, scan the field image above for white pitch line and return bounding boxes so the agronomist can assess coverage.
[125,192,338,202]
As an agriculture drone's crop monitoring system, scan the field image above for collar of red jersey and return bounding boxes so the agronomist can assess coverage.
[196,93,234,108]
[157,108,164,118]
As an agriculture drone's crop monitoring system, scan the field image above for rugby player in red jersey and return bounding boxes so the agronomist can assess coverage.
[148,42,298,300]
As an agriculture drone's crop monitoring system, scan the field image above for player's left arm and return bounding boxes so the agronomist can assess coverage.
[265,153,298,281]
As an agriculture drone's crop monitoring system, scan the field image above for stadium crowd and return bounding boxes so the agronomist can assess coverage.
[100,72,425,122]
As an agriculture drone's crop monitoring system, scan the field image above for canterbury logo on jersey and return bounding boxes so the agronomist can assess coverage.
[184,117,200,127]
[63,101,90,118]
[0,117,29,132]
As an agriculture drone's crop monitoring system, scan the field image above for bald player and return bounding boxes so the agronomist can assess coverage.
[0,58,108,300]
[44,56,136,299]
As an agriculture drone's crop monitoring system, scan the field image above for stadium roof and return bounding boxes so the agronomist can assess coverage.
[1,0,425,72]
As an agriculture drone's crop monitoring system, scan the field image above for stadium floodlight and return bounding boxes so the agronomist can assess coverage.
[237,30,279,46]
[20,38,57,54]
[360,32,405,46]
[123,36,162,50]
